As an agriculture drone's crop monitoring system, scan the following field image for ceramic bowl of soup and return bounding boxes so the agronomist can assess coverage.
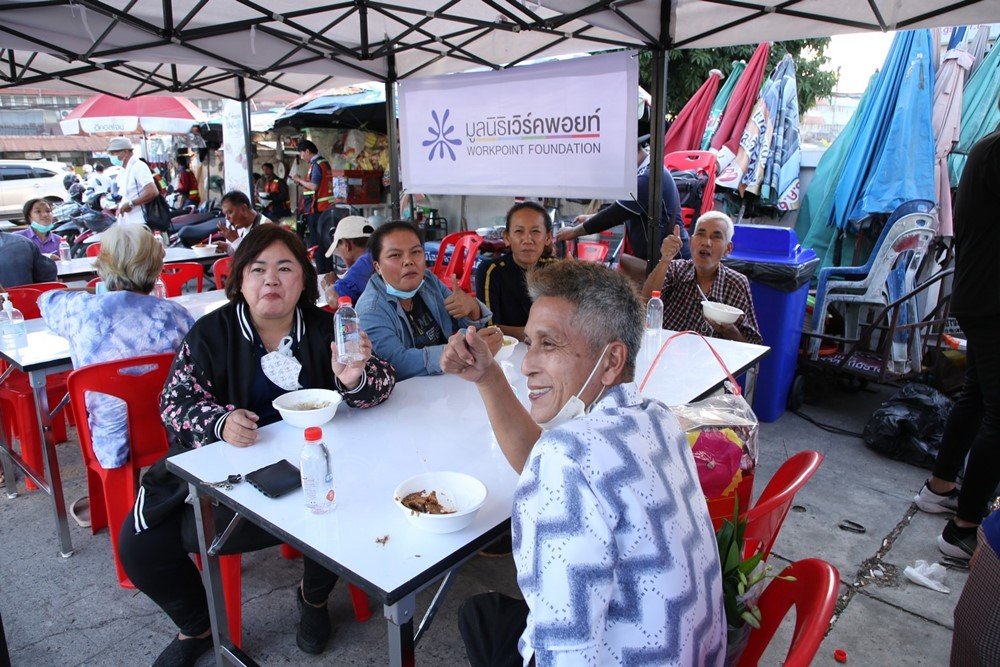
[701,301,743,325]
[191,243,216,257]
[272,389,343,428]
[393,471,488,534]
[493,335,518,362]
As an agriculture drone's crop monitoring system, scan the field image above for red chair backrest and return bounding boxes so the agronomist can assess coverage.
[86,242,102,257]
[737,559,840,667]
[431,231,477,277]
[743,451,823,561]
[577,241,609,263]
[433,232,482,293]
[307,245,318,261]
[665,150,719,229]
[213,256,232,291]
[5,287,44,320]
[21,282,68,293]
[159,262,204,297]
[66,353,174,471]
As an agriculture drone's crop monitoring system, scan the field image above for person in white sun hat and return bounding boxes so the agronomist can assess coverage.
[320,215,376,309]
[106,136,158,227]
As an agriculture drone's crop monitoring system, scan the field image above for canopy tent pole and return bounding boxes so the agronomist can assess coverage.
[645,0,671,276]
[238,76,255,198]
[385,52,401,220]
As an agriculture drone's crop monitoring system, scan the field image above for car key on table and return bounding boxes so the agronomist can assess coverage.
[205,474,242,491]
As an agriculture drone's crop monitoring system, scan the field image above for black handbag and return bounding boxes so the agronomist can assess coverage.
[142,195,173,232]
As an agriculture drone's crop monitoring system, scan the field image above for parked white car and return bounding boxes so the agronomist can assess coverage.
[0,160,72,220]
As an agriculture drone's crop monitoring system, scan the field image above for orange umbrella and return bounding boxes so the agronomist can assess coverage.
[664,69,722,155]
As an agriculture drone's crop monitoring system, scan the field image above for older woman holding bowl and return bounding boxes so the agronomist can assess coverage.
[118,225,395,667]
[357,221,502,380]
[18,198,64,259]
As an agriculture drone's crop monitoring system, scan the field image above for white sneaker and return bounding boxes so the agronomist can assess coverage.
[913,481,960,514]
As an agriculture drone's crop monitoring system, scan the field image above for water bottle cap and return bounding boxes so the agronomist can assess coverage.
[337,296,352,306]
[651,290,661,298]
[304,426,323,441]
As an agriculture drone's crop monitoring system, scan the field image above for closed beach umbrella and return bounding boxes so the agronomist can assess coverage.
[701,60,746,150]
[717,53,801,211]
[710,42,770,172]
[664,69,721,155]
[947,40,1000,186]
[830,30,935,231]
[932,48,975,236]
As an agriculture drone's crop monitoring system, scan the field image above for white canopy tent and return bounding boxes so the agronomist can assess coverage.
[1,0,997,230]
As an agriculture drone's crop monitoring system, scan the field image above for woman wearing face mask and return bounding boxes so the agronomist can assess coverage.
[18,198,64,260]
[356,221,502,380]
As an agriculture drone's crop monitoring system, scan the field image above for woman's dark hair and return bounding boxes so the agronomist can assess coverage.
[22,198,48,223]
[225,224,319,307]
[505,201,552,232]
[368,221,421,262]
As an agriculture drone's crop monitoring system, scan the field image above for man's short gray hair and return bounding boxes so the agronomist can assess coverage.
[527,260,643,379]
[694,211,735,243]
[95,224,164,294]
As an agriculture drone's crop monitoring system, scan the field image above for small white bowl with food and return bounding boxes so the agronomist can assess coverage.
[701,301,744,325]
[493,335,518,362]
[272,388,343,428]
[394,471,488,534]
[191,243,216,257]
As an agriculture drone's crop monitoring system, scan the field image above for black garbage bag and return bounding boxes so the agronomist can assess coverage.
[722,256,821,292]
[863,383,952,468]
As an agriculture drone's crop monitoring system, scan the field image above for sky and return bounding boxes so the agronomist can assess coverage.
[822,32,895,94]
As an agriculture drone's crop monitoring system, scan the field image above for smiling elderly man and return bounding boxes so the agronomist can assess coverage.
[442,260,725,667]
[643,210,762,344]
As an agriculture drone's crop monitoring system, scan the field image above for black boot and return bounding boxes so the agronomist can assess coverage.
[296,585,331,654]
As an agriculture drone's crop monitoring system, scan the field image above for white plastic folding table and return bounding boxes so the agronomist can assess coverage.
[166,333,768,666]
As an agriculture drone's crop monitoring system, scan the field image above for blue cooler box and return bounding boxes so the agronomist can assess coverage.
[724,225,819,422]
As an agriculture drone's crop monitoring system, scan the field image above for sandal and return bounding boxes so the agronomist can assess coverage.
[70,496,91,529]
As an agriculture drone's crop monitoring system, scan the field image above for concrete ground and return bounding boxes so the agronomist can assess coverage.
[0,378,974,666]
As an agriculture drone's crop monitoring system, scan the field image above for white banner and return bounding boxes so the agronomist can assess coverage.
[399,52,638,199]
[222,100,251,196]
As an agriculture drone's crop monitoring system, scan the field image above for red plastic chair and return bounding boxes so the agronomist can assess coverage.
[279,544,372,622]
[742,451,823,561]
[66,353,175,587]
[307,245,318,261]
[86,242,102,257]
[665,151,718,230]
[737,559,840,667]
[212,256,232,291]
[0,283,70,491]
[432,232,482,294]
[159,262,204,297]
[576,241,609,263]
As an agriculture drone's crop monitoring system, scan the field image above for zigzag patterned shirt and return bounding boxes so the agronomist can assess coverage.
[513,382,725,666]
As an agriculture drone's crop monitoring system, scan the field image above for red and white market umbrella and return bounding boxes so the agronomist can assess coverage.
[60,94,206,136]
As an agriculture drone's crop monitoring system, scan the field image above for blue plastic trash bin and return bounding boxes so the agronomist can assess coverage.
[724,225,820,422]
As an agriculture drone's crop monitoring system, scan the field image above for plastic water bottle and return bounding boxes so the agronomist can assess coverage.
[59,240,71,262]
[0,294,28,350]
[152,278,167,299]
[301,427,335,514]
[334,296,364,364]
[646,290,664,330]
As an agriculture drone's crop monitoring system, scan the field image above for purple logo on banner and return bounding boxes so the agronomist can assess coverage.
[422,109,462,161]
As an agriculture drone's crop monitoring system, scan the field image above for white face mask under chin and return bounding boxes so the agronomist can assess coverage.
[538,344,610,431]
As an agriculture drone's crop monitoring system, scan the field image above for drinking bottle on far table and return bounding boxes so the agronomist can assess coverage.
[59,240,71,262]
[152,278,167,299]
[334,296,365,364]
[301,426,335,514]
[645,290,664,330]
